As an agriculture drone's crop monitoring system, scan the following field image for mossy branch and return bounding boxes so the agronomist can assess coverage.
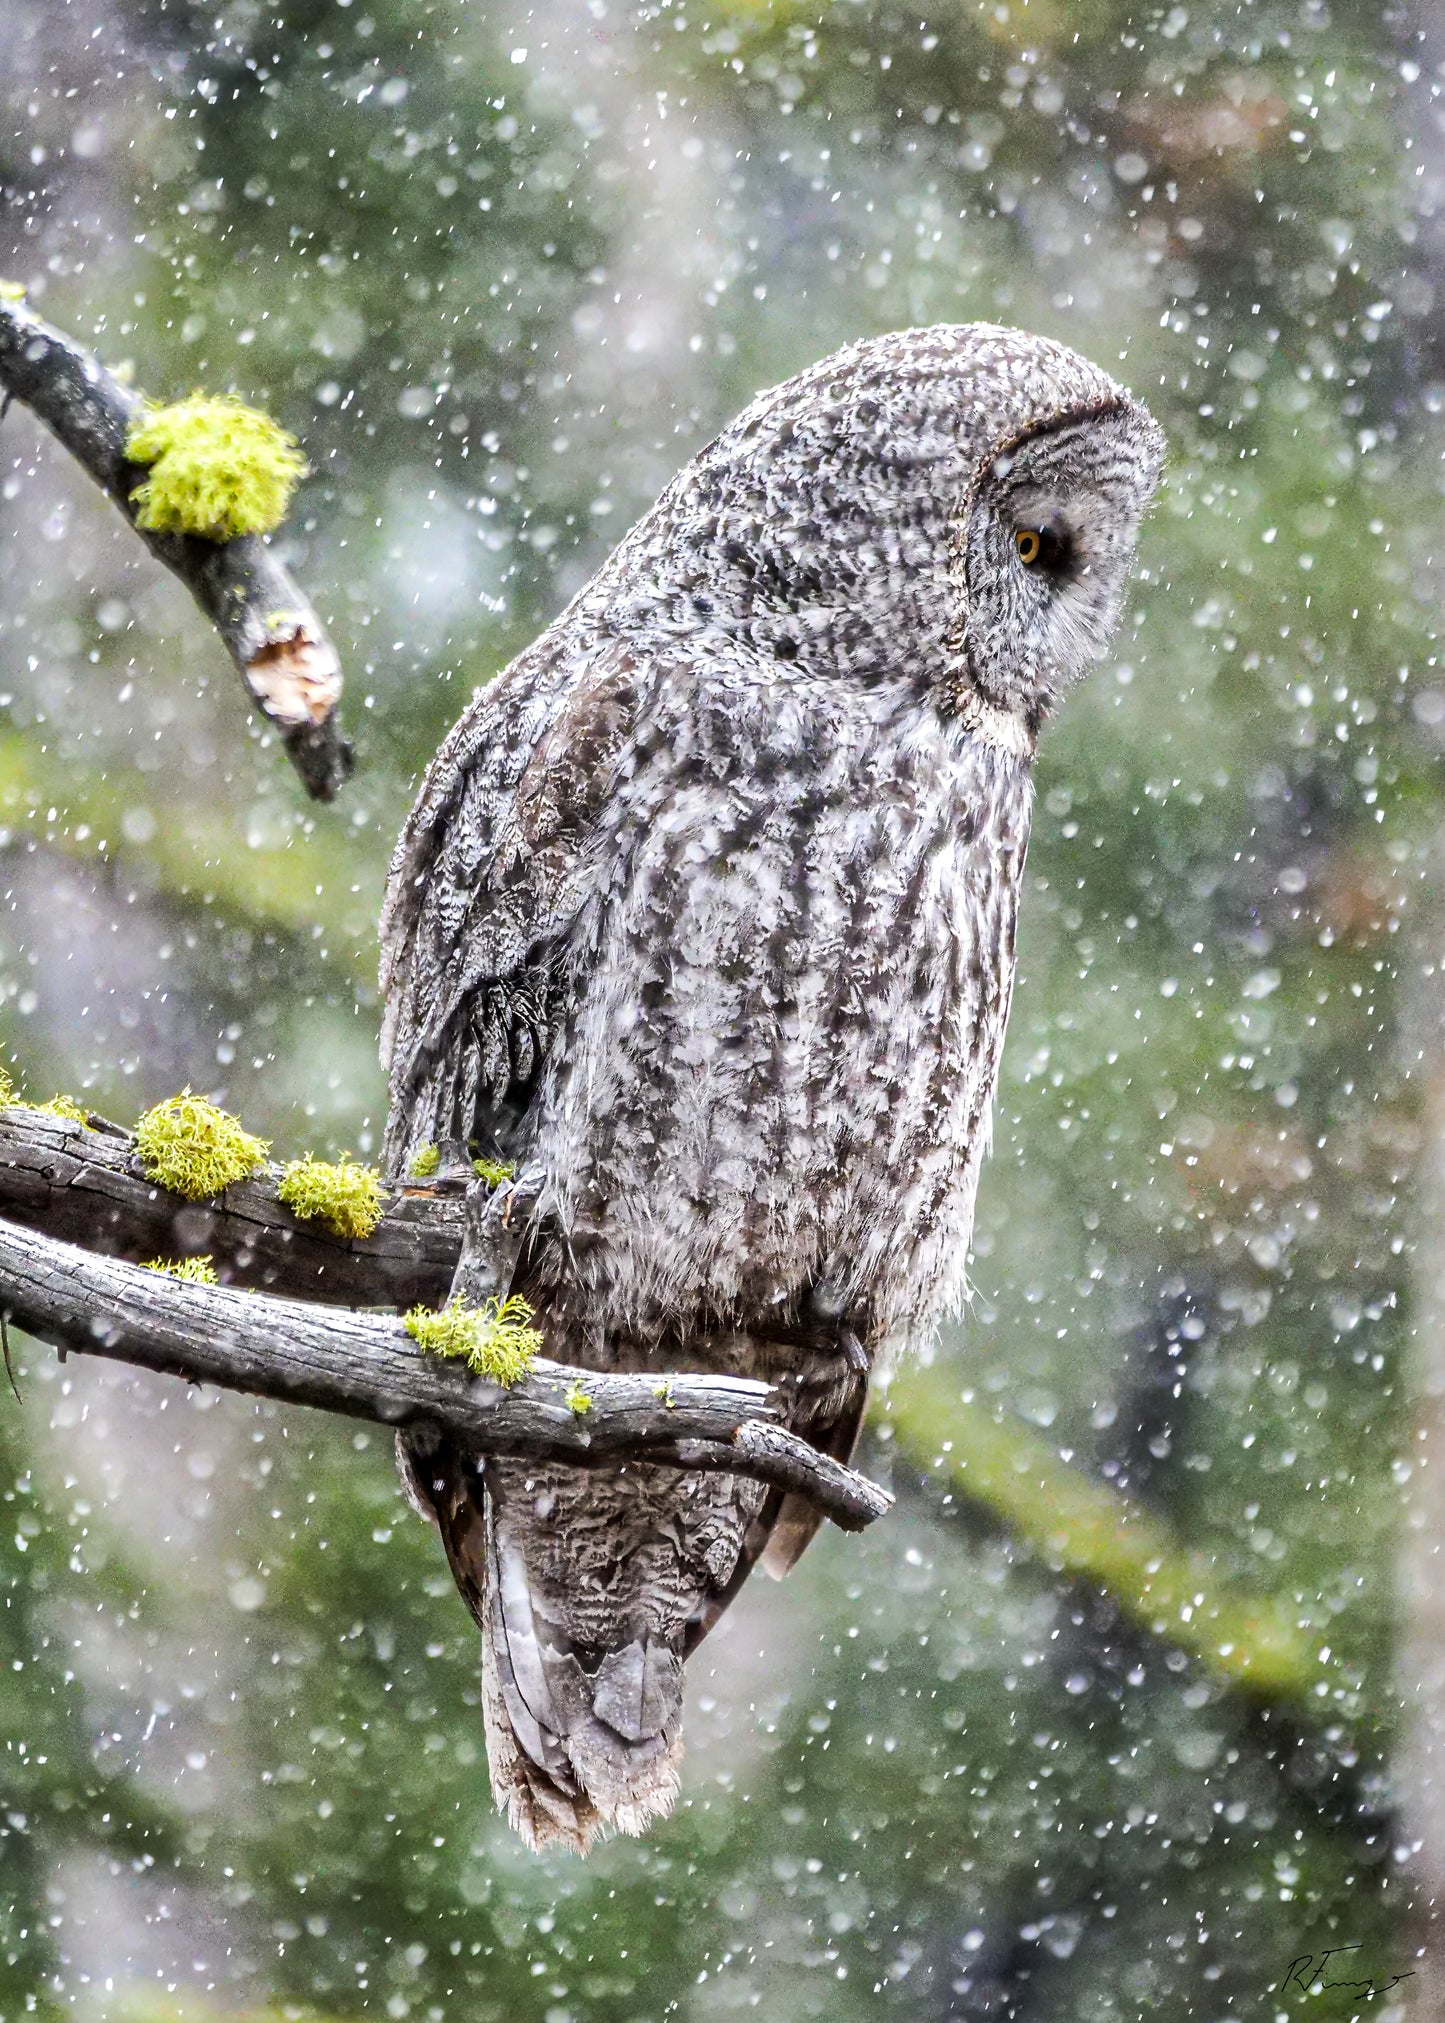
[277,1154,384,1241]
[0,287,350,802]
[142,1255,218,1285]
[0,1218,892,1532]
[0,1104,1333,1696]
[135,1092,270,1198]
[0,1103,462,1310]
[404,1294,541,1385]
[126,395,307,542]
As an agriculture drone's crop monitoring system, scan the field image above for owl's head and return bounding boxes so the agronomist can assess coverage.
[944,352,1165,731]
[610,323,1164,744]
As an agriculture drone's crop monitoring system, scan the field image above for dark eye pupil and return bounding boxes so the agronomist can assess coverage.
[1015,524,1070,571]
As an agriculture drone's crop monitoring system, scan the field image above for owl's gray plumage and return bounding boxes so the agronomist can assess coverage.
[380,323,1164,1852]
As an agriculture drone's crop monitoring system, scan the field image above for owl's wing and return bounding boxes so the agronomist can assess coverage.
[379,641,638,1172]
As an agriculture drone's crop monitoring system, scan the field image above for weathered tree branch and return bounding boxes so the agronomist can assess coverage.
[0,291,351,802]
[0,1107,462,1309]
[0,1110,892,1531]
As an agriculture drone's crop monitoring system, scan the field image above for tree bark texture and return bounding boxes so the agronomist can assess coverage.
[0,1107,463,1309]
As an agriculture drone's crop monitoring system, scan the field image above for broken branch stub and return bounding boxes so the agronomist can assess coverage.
[0,289,350,801]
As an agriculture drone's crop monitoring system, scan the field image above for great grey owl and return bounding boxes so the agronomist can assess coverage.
[379,323,1163,1853]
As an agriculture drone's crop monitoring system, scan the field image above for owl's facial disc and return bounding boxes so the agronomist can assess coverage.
[957,401,1161,726]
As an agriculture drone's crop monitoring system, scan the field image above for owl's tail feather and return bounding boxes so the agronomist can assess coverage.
[400,1429,767,1854]
[480,1503,684,1855]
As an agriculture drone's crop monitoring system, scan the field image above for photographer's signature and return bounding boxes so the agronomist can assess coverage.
[1276,1944,1414,2000]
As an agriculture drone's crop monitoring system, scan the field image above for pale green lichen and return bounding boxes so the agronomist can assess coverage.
[408,1143,441,1179]
[564,1381,593,1416]
[142,1255,218,1285]
[6,1084,91,1125]
[125,393,308,543]
[135,1091,270,1199]
[403,1294,541,1387]
[652,1379,676,1409]
[472,1156,515,1186]
[278,1154,384,1241]
[33,1094,91,1127]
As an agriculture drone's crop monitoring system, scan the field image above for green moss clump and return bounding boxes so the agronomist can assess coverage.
[135,1091,270,1200]
[34,1094,91,1127]
[403,1295,541,1387]
[0,280,25,302]
[278,1155,383,1241]
[564,1382,593,1416]
[142,1256,218,1285]
[125,394,308,543]
[405,1146,515,1185]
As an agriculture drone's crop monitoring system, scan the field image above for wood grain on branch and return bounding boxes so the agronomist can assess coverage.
[0,291,351,801]
[0,1110,892,1531]
[0,1107,461,1309]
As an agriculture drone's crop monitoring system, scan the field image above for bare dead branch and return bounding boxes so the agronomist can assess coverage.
[0,291,351,801]
[0,1217,892,1531]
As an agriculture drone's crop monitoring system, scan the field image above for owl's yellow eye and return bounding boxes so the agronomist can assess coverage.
[1014,523,1071,573]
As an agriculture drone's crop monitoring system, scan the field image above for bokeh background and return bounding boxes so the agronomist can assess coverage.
[2,0,1444,2016]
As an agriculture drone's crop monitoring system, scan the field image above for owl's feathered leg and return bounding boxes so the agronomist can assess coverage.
[396,1157,538,1529]
[451,1163,545,1305]
[757,1288,872,1580]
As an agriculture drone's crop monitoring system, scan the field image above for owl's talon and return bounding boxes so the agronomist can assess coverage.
[497,1164,545,1232]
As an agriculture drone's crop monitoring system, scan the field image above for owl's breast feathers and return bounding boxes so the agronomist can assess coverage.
[383,638,1031,1363]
